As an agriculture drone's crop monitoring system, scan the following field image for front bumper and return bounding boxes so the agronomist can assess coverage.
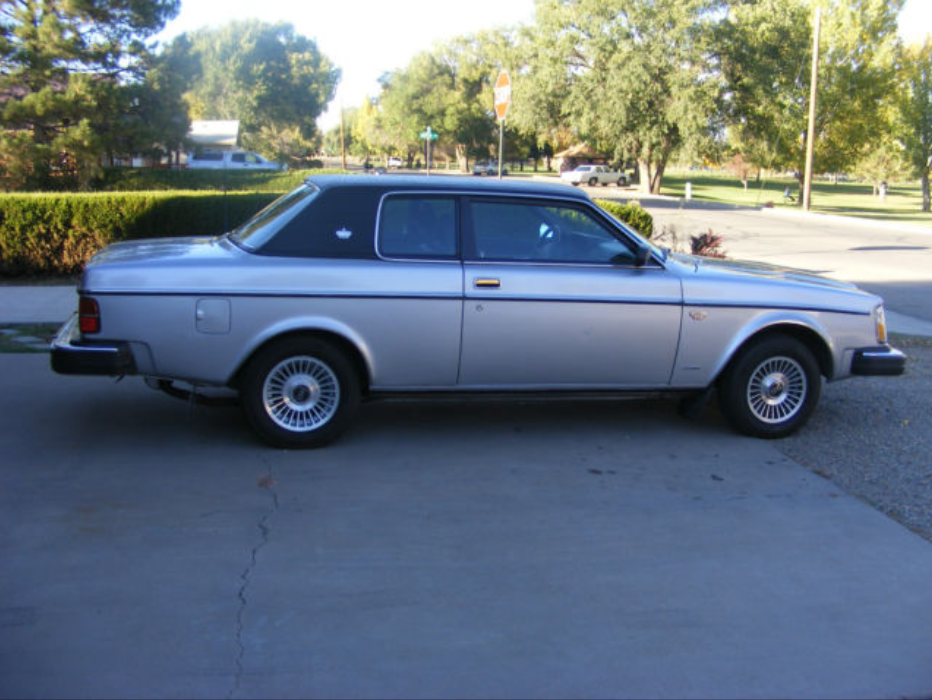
[851,345,907,376]
[50,315,136,376]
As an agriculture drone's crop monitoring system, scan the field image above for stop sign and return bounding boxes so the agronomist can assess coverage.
[493,70,511,121]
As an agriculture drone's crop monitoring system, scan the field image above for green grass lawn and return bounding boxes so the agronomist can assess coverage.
[660,171,932,228]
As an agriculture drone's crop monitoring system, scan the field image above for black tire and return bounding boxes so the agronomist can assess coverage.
[718,335,821,439]
[240,337,360,448]
[617,178,626,187]
[588,177,598,186]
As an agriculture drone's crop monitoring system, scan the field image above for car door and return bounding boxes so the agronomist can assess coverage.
[459,197,682,389]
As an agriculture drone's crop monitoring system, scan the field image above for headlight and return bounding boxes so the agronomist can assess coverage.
[874,304,888,344]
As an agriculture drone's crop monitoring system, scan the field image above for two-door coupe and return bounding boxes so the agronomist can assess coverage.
[52,175,905,447]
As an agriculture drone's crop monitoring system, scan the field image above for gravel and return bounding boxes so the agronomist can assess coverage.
[778,334,932,542]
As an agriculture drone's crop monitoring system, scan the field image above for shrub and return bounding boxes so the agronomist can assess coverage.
[594,199,654,239]
[690,230,727,258]
[93,167,339,192]
[0,191,277,277]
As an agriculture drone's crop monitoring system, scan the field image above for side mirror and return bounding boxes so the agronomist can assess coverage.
[634,244,652,267]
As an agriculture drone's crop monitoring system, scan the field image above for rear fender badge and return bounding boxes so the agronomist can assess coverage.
[336,227,353,240]
[689,311,708,322]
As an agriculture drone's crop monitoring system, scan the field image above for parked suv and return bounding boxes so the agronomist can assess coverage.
[186,150,285,171]
[472,160,507,176]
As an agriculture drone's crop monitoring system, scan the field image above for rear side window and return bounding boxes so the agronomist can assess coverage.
[378,196,457,259]
[192,151,223,161]
[235,185,382,259]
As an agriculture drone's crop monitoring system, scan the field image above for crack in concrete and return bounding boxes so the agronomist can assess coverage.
[229,467,279,700]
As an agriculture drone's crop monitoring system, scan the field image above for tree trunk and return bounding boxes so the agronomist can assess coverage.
[922,171,930,213]
[650,162,665,194]
[638,159,652,195]
[455,144,468,173]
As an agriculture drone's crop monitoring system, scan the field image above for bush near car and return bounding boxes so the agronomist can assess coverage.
[0,191,277,276]
[593,199,654,239]
[94,167,336,192]
[0,187,654,278]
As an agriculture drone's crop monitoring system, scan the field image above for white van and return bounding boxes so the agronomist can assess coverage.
[186,150,285,171]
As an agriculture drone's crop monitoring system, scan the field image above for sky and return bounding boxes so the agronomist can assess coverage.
[153,0,932,133]
[153,0,537,131]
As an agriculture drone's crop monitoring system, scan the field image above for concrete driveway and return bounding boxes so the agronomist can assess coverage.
[2,354,932,699]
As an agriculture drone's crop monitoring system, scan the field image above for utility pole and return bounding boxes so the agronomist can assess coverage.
[803,6,821,211]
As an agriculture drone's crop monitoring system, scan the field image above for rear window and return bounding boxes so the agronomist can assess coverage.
[229,185,319,251]
[242,185,382,259]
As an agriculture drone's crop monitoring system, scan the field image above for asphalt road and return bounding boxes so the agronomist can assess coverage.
[2,354,932,699]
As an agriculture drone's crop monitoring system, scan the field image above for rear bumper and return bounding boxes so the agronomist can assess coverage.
[851,346,907,376]
[50,315,136,376]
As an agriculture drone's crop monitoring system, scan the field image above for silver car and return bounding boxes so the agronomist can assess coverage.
[52,175,905,448]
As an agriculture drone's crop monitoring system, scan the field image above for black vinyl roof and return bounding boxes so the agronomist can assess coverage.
[305,174,591,202]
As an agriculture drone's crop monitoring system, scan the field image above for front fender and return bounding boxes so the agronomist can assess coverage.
[670,307,836,388]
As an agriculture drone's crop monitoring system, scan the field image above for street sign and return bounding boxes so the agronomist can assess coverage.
[419,127,439,140]
[494,70,511,121]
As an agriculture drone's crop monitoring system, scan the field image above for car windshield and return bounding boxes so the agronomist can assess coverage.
[228,183,319,251]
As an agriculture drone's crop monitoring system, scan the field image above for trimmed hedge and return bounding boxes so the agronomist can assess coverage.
[0,191,277,277]
[95,167,338,192]
[594,199,654,239]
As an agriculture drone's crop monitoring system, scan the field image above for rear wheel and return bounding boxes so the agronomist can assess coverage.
[588,177,598,186]
[240,337,360,448]
[718,335,821,438]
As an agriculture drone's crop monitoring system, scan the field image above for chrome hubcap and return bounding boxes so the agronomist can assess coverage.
[263,356,340,432]
[747,356,807,424]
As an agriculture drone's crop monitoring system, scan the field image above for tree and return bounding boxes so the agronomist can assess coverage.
[853,137,910,197]
[718,0,904,197]
[351,100,392,163]
[377,43,495,171]
[898,38,932,212]
[178,20,339,160]
[0,0,181,189]
[532,0,725,194]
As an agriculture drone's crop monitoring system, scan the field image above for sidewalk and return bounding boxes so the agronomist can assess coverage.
[2,283,931,337]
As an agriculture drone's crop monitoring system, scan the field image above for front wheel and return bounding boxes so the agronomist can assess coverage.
[718,335,821,439]
[240,337,360,448]
[588,177,598,186]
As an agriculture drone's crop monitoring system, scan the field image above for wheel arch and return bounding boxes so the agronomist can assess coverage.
[230,327,372,394]
[716,321,834,385]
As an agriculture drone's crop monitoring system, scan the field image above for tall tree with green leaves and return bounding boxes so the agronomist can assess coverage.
[532,0,726,194]
[178,20,339,163]
[0,0,181,189]
[377,42,495,171]
[898,38,932,212]
[718,0,904,196]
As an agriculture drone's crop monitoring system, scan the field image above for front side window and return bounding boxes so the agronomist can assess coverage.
[467,200,637,265]
[378,196,457,258]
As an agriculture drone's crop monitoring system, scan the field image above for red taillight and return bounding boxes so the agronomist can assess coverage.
[79,297,101,334]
